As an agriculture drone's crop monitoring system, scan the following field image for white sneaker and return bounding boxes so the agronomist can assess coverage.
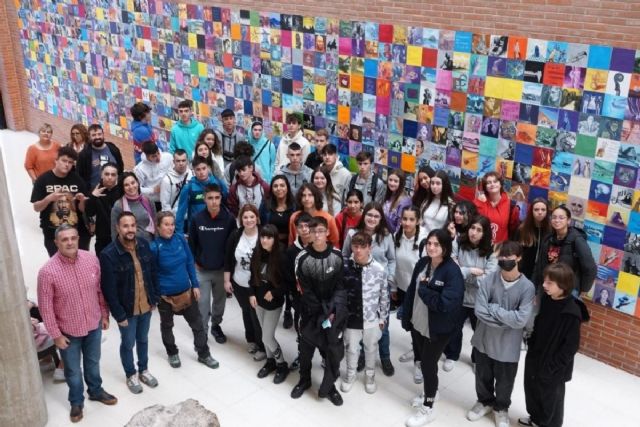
[340,373,356,393]
[364,371,377,394]
[405,405,436,427]
[413,362,423,384]
[442,359,455,372]
[494,410,510,427]
[411,391,439,408]
[467,401,492,421]
[399,350,414,363]
[53,367,65,382]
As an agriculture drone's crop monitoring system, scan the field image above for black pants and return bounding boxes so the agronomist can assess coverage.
[232,282,264,351]
[444,306,477,361]
[158,298,210,358]
[475,349,519,411]
[524,359,566,426]
[298,332,343,396]
[413,330,450,407]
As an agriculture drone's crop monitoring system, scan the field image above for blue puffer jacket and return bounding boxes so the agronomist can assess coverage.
[150,233,199,296]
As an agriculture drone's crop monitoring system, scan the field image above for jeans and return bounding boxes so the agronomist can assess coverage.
[232,282,264,351]
[444,306,477,361]
[59,325,104,407]
[118,311,152,377]
[413,331,450,407]
[196,269,226,332]
[158,298,210,358]
[255,305,284,363]
[475,349,519,411]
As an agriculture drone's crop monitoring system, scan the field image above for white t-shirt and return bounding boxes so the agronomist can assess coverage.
[233,233,258,287]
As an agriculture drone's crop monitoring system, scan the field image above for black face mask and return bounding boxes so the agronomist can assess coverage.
[498,259,518,272]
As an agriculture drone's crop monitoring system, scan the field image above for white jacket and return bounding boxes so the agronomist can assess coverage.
[275,131,310,171]
[160,167,193,214]
[133,152,173,203]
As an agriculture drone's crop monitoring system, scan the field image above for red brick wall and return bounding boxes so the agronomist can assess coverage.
[2,0,640,375]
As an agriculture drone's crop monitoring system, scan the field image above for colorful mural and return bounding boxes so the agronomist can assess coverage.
[16,1,640,315]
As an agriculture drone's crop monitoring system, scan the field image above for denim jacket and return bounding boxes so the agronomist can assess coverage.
[99,237,159,323]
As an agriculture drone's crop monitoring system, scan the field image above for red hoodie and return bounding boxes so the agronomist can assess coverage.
[473,192,520,244]
[334,209,362,250]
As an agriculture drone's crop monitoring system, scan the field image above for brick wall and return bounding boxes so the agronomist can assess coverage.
[1,0,639,375]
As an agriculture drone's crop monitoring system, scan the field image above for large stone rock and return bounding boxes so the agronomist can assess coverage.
[126,399,220,427]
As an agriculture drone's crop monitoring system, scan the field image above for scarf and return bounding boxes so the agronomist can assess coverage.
[122,194,155,235]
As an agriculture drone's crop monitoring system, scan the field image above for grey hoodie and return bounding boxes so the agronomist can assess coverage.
[472,270,535,363]
[278,163,312,197]
[455,247,499,307]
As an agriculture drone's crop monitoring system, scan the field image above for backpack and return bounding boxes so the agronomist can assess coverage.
[349,173,379,201]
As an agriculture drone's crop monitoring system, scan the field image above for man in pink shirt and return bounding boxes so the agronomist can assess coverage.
[37,224,117,423]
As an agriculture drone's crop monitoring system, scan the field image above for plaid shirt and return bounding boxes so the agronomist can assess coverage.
[37,250,108,339]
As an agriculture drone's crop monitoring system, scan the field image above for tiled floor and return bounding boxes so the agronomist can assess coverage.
[3,129,639,427]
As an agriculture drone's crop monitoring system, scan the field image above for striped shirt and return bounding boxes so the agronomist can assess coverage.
[37,250,108,339]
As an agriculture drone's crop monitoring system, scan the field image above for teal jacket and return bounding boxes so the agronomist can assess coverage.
[169,119,204,159]
[247,134,276,183]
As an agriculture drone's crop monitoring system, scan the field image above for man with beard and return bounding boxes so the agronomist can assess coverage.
[85,163,122,255]
[100,212,160,394]
[77,124,124,189]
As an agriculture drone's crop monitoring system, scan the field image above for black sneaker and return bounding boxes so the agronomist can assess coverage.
[88,390,118,405]
[290,356,300,370]
[283,310,293,329]
[274,362,289,384]
[290,380,311,399]
[320,387,343,406]
[211,325,227,344]
[381,358,395,377]
[257,358,277,378]
[518,417,539,426]
[356,353,365,372]
[70,405,83,423]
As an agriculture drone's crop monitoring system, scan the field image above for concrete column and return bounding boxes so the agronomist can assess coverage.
[0,146,47,426]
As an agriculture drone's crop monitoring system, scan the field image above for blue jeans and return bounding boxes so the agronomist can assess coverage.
[118,311,152,377]
[59,325,104,407]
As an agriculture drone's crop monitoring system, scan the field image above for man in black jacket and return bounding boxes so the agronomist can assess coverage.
[189,184,237,343]
[290,216,347,406]
[77,124,124,189]
[84,162,121,255]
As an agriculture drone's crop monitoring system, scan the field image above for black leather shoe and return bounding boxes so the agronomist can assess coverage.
[381,358,395,377]
[320,387,343,406]
[283,310,293,329]
[290,380,311,399]
[88,390,118,405]
[211,325,227,344]
[273,362,289,384]
[257,358,277,378]
[70,405,83,423]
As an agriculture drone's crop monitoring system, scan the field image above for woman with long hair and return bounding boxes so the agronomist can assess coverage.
[412,165,435,208]
[110,172,157,242]
[451,200,477,237]
[393,205,423,382]
[259,174,296,246]
[335,189,364,250]
[418,170,455,242]
[473,171,520,244]
[442,215,498,372]
[402,229,464,426]
[151,211,218,369]
[248,225,289,384]
[343,202,397,377]
[383,169,412,233]
[224,204,266,361]
[532,205,597,296]
[515,198,551,280]
[312,167,342,216]
[194,140,224,181]
[68,124,88,153]
[288,183,340,247]
[196,129,224,174]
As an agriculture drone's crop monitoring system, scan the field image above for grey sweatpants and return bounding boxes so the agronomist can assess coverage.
[255,305,285,363]
[197,269,226,332]
[344,327,382,376]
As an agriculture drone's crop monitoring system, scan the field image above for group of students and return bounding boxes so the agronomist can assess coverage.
[27,105,596,427]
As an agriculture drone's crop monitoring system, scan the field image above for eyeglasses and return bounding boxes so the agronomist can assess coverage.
[365,213,381,219]
[311,228,328,235]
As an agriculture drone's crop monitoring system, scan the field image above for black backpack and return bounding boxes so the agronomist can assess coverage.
[349,173,379,201]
